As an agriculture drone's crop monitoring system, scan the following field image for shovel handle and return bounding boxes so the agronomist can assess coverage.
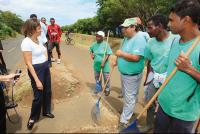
[136,35,200,120]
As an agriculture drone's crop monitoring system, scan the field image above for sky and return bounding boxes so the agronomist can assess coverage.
[0,0,98,26]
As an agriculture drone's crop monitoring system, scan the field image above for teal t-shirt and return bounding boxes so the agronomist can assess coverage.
[89,41,113,72]
[158,36,200,121]
[144,33,178,73]
[117,31,148,74]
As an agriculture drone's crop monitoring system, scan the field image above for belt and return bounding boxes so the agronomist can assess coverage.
[121,73,140,76]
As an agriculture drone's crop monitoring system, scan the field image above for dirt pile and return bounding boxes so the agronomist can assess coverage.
[13,62,80,106]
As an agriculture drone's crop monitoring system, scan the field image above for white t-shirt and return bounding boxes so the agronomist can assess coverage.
[21,37,47,65]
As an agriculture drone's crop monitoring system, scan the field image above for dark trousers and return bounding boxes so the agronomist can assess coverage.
[49,42,61,59]
[154,106,196,133]
[28,61,52,121]
[0,88,6,133]
[45,42,52,67]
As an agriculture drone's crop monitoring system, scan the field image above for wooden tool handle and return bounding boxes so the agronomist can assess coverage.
[98,66,115,98]
[137,36,200,120]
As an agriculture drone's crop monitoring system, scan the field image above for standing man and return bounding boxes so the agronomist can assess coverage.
[40,17,52,67]
[47,18,62,64]
[140,14,178,132]
[114,17,149,130]
[155,0,200,133]
[30,14,37,22]
[89,31,113,96]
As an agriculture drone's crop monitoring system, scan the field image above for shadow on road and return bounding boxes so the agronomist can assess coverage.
[6,112,22,133]
[86,82,123,114]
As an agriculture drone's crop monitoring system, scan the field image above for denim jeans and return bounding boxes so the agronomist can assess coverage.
[94,71,110,92]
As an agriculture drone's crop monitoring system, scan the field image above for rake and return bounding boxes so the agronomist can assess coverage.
[120,36,200,133]
[91,66,114,124]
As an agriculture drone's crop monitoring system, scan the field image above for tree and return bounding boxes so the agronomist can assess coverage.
[62,0,176,36]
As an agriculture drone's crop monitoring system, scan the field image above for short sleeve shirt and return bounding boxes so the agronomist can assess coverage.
[89,41,113,72]
[21,37,47,65]
[117,31,149,74]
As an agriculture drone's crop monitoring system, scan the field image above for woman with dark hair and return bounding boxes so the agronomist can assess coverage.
[21,19,54,130]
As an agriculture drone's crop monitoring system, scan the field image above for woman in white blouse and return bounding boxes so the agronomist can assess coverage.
[21,19,54,130]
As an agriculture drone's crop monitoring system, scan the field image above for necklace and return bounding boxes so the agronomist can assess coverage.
[30,37,39,44]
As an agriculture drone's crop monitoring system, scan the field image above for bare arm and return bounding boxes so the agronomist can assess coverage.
[116,49,140,62]
[23,51,43,90]
[0,74,16,82]
[90,52,94,60]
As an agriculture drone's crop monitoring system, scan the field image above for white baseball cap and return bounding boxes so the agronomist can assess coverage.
[96,31,105,38]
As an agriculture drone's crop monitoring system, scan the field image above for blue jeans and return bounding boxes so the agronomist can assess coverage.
[154,106,196,133]
[94,71,110,92]
[28,61,52,121]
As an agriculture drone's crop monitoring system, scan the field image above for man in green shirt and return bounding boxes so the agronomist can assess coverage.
[140,14,178,132]
[89,31,113,96]
[114,17,149,130]
[155,0,200,133]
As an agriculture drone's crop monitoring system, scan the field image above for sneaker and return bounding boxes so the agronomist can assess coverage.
[118,122,128,131]
[57,59,61,64]
[105,90,110,96]
[51,58,56,62]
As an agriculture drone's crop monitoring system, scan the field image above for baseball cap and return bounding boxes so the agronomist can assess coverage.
[121,17,141,27]
[96,31,105,38]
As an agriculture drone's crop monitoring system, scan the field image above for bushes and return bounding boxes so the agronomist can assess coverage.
[0,10,23,39]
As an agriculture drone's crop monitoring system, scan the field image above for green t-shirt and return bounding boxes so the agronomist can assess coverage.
[117,31,148,74]
[89,41,113,72]
[158,36,200,121]
[144,33,178,73]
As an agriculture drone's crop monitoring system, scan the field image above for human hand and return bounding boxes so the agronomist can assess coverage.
[175,51,192,72]
[3,73,16,82]
[36,80,43,90]
[116,50,124,57]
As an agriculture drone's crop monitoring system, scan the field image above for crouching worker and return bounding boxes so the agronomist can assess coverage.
[89,31,113,96]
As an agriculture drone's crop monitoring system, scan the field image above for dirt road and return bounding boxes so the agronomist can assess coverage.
[6,40,121,133]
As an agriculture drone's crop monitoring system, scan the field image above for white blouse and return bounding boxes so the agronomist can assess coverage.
[21,37,47,65]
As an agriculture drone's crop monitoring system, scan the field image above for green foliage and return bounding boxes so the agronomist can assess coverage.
[63,0,176,36]
[0,10,23,39]
[62,17,100,35]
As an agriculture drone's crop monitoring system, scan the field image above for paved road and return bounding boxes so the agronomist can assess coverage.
[1,36,24,72]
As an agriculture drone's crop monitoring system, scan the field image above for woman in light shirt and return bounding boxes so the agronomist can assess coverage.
[21,19,54,130]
